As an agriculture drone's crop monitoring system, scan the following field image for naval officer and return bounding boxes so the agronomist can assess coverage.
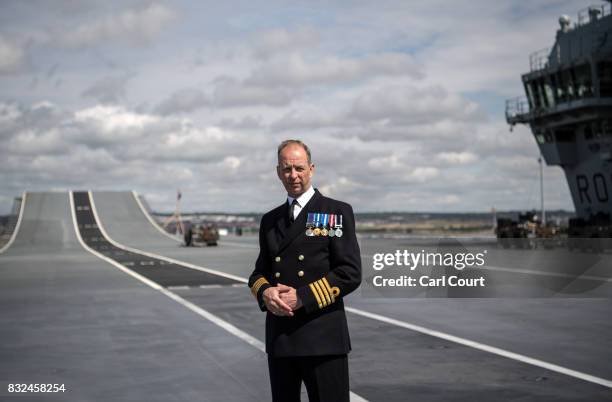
[248,139,362,402]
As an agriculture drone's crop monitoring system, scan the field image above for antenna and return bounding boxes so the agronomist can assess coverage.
[162,189,185,235]
[538,157,545,225]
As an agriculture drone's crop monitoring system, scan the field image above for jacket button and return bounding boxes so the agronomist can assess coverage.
[275,272,281,278]
[275,256,281,262]
[297,270,304,277]
[298,255,304,261]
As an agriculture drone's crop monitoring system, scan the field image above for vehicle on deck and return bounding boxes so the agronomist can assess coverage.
[496,211,564,249]
[184,223,219,247]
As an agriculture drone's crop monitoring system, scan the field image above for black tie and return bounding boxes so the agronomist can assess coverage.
[289,199,298,222]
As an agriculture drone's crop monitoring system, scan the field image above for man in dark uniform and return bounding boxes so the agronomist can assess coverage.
[248,140,362,402]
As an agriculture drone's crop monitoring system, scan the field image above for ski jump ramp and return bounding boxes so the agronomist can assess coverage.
[0,192,270,402]
[1,191,611,401]
[92,191,259,279]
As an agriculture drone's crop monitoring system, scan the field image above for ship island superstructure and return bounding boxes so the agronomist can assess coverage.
[506,1,612,241]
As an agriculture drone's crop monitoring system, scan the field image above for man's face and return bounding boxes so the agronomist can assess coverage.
[277,144,314,198]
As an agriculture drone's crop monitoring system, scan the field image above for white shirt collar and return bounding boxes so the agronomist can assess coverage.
[287,185,315,208]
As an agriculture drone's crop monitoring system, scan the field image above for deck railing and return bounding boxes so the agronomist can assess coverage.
[505,96,531,124]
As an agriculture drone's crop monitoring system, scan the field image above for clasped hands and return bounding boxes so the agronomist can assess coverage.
[263,284,303,316]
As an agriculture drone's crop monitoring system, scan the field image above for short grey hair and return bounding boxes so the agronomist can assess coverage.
[277,139,312,164]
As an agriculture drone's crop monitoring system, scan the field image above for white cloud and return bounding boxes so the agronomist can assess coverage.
[253,26,319,59]
[408,167,440,182]
[154,88,210,115]
[368,154,404,170]
[436,152,478,165]
[318,177,359,199]
[0,36,24,74]
[271,107,346,132]
[217,115,263,130]
[0,1,580,213]
[349,84,483,124]
[73,105,160,138]
[155,78,294,114]
[0,102,22,131]
[367,154,439,183]
[6,128,64,156]
[81,74,133,104]
[60,3,177,47]
[221,156,241,170]
[494,155,540,174]
[439,194,461,205]
[212,77,294,107]
[246,52,422,88]
[0,100,274,210]
[0,97,573,213]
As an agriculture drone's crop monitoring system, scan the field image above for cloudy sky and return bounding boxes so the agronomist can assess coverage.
[0,0,585,214]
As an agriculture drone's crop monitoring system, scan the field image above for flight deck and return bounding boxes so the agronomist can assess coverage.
[1,191,611,401]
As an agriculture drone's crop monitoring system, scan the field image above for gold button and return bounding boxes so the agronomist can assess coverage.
[275,256,281,262]
[275,272,281,278]
[297,270,304,277]
[298,255,304,261]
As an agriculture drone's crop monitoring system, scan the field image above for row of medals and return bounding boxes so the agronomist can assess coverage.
[306,225,343,237]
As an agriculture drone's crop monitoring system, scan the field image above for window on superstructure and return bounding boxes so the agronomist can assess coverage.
[574,64,593,98]
[552,72,565,103]
[538,78,550,107]
[555,129,575,142]
[525,82,535,109]
[529,78,547,108]
[563,69,575,100]
[545,130,554,143]
[527,81,542,109]
[593,121,604,139]
[584,123,593,140]
[603,120,612,137]
[543,77,556,107]
[598,61,612,97]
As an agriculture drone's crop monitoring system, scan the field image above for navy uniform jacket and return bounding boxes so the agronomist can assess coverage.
[248,189,362,357]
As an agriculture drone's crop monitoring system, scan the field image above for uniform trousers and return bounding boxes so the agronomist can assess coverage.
[267,354,349,402]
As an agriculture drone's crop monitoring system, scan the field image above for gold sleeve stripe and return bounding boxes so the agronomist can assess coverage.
[252,277,268,292]
[314,281,331,306]
[255,277,269,291]
[317,279,332,305]
[252,280,267,297]
[312,281,328,307]
[309,283,323,309]
[250,277,269,297]
[321,277,335,303]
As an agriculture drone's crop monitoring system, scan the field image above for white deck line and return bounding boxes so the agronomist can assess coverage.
[216,240,259,249]
[167,285,191,290]
[131,190,182,242]
[0,191,27,255]
[86,191,612,391]
[346,306,612,389]
[90,191,246,284]
[76,191,367,402]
